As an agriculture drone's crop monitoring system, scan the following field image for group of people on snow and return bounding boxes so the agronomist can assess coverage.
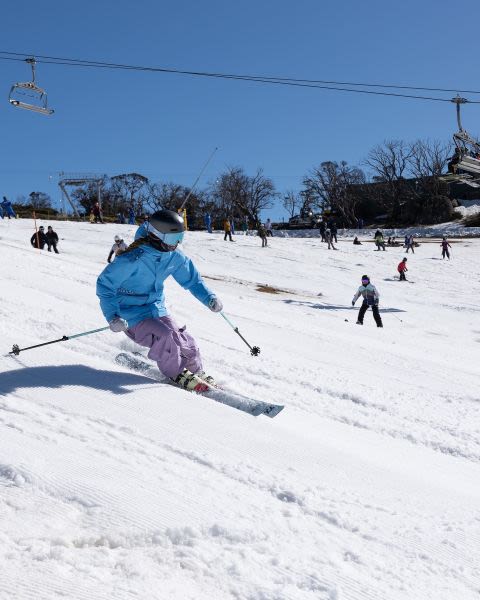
[30,225,60,253]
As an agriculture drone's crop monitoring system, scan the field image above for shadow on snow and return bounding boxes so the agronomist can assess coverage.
[0,365,157,397]
[283,299,406,313]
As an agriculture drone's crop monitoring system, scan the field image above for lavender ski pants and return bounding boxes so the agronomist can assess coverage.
[125,316,203,379]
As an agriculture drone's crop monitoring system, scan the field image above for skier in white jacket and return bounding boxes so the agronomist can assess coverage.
[352,275,383,327]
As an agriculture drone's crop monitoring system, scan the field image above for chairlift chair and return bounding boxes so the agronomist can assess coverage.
[450,95,480,177]
[9,57,54,115]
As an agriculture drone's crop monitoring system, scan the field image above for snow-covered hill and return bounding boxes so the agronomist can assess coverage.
[1,219,479,600]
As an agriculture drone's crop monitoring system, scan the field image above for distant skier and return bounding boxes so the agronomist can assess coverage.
[223,219,233,242]
[92,202,104,224]
[353,236,362,245]
[96,209,223,392]
[397,257,408,281]
[258,223,268,247]
[318,220,326,242]
[440,237,452,260]
[1,196,16,219]
[325,228,337,250]
[30,225,47,249]
[204,212,212,233]
[107,235,128,262]
[329,221,338,243]
[241,215,248,235]
[405,234,415,253]
[374,231,386,251]
[46,226,59,253]
[265,218,273,237]
[352,275,383,327]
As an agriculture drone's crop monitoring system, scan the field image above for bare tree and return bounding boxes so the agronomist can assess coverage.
[408,139,452,179]
[283,190,301,218]
[363,140,415,221]
[110,173,149,215]
[26,191,54,210]
[211,167,276,226]
[302,161,365,226]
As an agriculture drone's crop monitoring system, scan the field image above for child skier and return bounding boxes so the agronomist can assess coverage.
[352,275,383,327]
[397,257,408,281]
[440,237,452,260]
[96,209,223,392]
[107,235,128,263]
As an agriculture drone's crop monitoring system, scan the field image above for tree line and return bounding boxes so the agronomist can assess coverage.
[12,138,456,227]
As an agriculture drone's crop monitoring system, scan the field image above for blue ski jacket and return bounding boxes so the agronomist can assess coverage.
[96,233,215,327]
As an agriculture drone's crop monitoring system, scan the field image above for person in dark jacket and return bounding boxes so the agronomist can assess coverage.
[92,202,104,224]
[30,226,47,249]
[318,220,326,242]
[46,226,59,253]
[329,221,338,243]
[440,237,452,260]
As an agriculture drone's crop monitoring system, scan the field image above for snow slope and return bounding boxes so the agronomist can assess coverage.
[1,219,479,600]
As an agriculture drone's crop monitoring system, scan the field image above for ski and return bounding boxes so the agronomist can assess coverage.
[115,352,284,419]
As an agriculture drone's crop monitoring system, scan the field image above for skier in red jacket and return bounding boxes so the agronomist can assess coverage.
[397,257,408,281]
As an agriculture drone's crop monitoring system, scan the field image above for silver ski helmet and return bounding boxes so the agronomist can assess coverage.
[146,209,185,249]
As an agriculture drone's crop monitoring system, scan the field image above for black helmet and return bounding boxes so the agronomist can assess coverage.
[361,274,370,283]
[146,209,185,249]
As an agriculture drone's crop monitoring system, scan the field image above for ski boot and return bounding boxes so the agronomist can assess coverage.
[195,371,216,388]
[173,369,211,393]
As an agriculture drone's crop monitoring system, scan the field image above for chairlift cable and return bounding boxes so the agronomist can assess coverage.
[2,50,480,103]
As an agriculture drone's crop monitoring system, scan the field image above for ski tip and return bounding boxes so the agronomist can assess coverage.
[262,404,285,419]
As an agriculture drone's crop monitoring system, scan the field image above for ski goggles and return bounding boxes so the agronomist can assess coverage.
[361,278,370,283]
[146,222,184,246]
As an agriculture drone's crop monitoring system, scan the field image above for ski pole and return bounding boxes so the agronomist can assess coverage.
[9,326,110,356]
[220,312,261,356]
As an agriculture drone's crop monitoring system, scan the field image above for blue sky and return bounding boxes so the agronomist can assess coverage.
[1,0,480,220]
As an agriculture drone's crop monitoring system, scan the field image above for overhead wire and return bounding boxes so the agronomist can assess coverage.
[1,50,480,103]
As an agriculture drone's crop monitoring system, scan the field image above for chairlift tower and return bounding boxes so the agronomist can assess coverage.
[58,172,105,218]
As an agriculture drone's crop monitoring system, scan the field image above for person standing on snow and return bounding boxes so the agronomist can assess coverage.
[46,226,60,253]
[374,230,386,251]
[2,196,16,219]
[223,218,233,241]
[96,209,223,392]
[325,228,337,250]
[204,212,212,233]
[397,257,408,281]
[318,219,326,242]
[258,223,268,247]
[265,218,273,237]
[405,234,415,253]
[107,235,128,262]
[352,275,383,327]
[440,237,452,260]
[30,225,47,249]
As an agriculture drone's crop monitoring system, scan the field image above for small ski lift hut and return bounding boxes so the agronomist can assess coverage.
[9,57,54,115]
[450,95,480,177]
